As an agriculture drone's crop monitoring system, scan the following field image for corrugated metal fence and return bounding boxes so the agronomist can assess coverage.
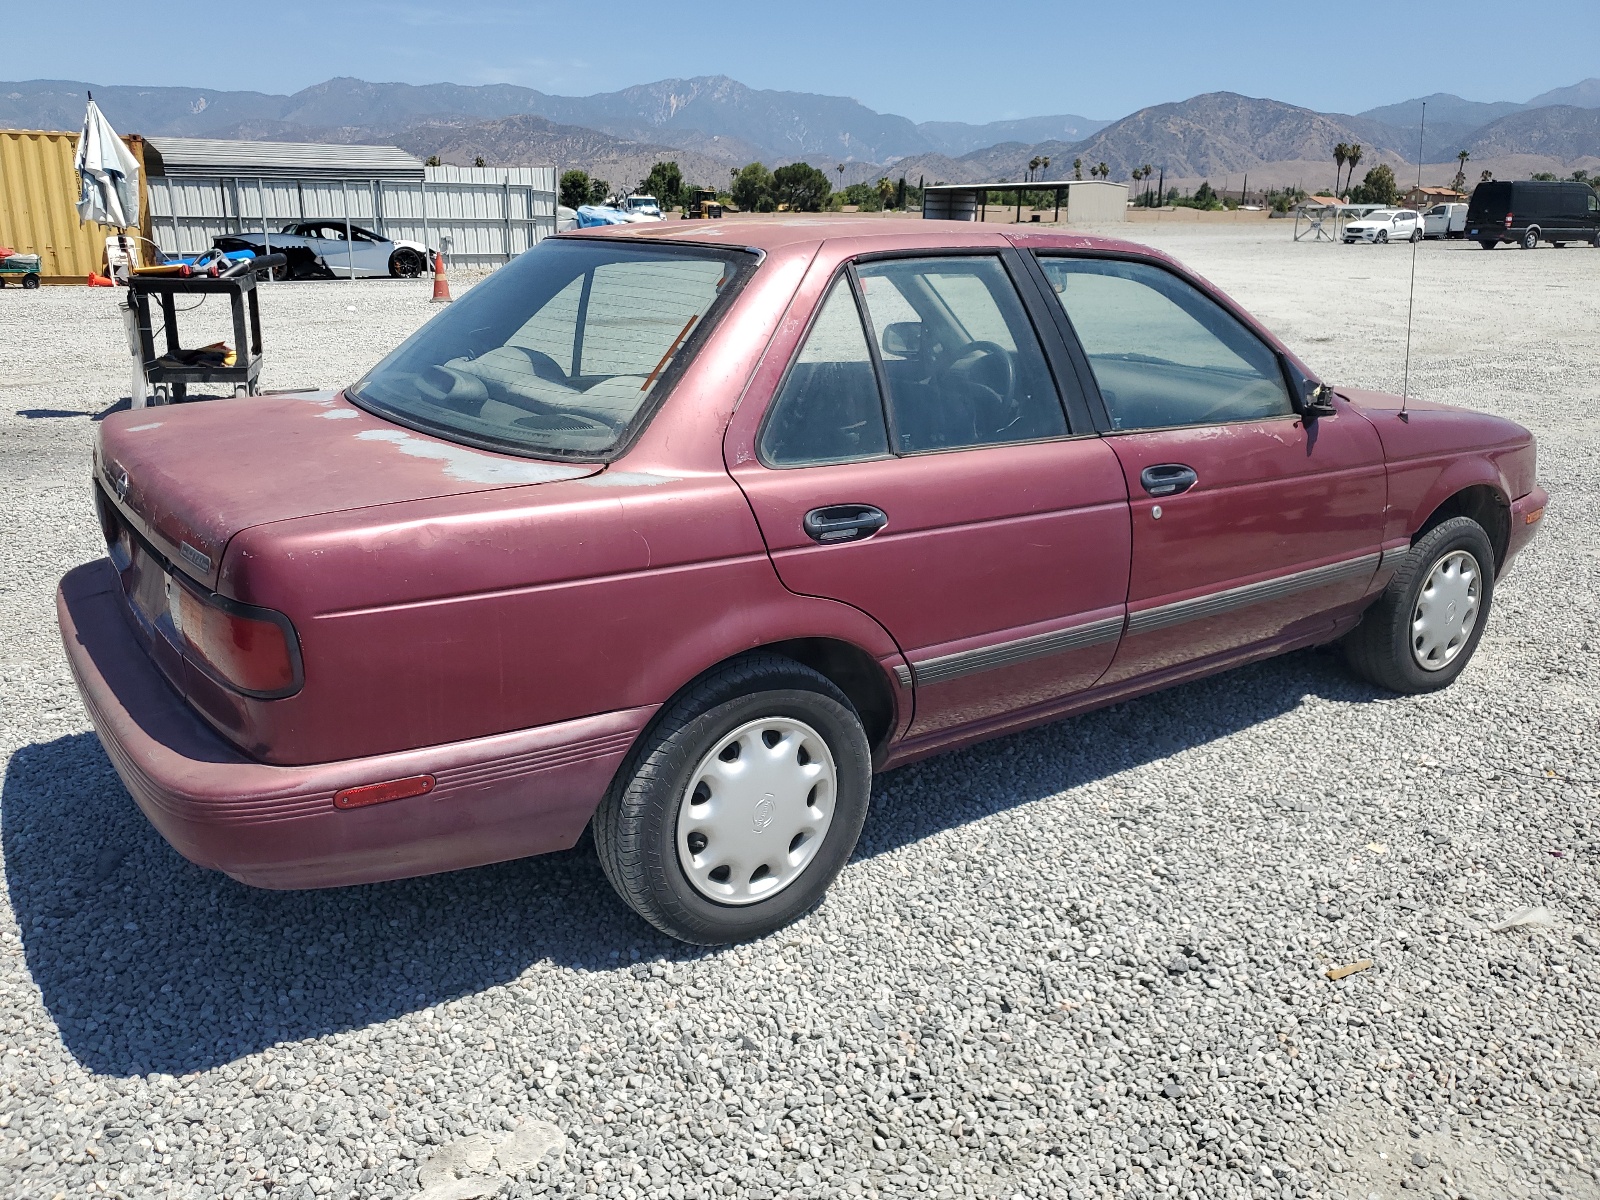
[148,166,557,269]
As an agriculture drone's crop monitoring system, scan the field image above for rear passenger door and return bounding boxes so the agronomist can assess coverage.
[729,250,1132,741]
[1032,253,1387,684]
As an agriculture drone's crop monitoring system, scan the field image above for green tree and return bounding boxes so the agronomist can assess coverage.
[473,155,487,168]
[642,161,685,208]
[895,176,908,209]
[876,177,895,209]
[1348,163,1397,205]
[1333,142,1349,196]
[731,162,774,211]
[559,169,592,209]
[1453,149,1470,193]
[1096,161,1109,180]
[588,178,611,204]
[424,154,442,167]
[772,162,832,212]
[1073,157,1083,180]
[1345,144,1363,197]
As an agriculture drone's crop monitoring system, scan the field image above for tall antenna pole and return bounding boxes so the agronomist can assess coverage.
[1400,102,1426,423]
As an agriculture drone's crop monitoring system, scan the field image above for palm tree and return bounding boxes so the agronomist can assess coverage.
[1028,155,1042,182]
[1073,157,1083,181]
[1041,156,1051,178]
[1096,162,1109,180]
[1333,143,1349,196]
[1346,144,1363,195]
[1453,149,1470,193]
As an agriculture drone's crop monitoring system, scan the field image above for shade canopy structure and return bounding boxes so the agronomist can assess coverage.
[74,98,142,229]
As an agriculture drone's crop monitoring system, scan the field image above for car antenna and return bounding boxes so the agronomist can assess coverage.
[1399,101,1425,424]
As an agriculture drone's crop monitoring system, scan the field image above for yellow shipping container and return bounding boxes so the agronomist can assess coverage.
[0,129,150,282]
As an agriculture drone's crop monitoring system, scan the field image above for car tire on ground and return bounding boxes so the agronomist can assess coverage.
[1479,240,1497,250]
[593,653,873,945]
[1410,229,1422,243]
[1521,228,1540,249]
[1343,516,1496,695]
[389,248,427,278]
[1377,230,1389,244]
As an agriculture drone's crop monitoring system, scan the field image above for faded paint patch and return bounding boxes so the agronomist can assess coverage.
[320,409,359,419]
[124,422,163,432]
[579,471,683,489]
[354,428,589,485]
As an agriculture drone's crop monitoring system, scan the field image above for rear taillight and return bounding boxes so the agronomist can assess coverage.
[169,577,301,698]
[1505,212,1514,227]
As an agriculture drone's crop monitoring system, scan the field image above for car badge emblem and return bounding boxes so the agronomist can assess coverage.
[752,794,775,833]
[113,468,129,500]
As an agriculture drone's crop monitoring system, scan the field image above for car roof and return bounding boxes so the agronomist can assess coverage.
[559,216,1164,260]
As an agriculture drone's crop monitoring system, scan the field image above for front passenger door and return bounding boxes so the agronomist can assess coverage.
[1035,254,1387,685]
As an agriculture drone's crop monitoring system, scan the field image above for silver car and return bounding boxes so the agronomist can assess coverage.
[215,222,433,280]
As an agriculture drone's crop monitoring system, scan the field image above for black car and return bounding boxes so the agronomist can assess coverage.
[1467,180,1600,250]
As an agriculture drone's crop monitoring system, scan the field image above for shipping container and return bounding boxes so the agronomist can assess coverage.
[0,129,150,281]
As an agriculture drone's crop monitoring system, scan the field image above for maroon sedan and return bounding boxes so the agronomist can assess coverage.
[59,219,1546,944]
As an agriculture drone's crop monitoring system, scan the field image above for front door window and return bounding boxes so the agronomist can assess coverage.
[1036,257,1293,431]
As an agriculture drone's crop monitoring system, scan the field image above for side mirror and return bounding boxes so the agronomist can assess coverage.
[1286,361,1337,418]
[881,322,922,358]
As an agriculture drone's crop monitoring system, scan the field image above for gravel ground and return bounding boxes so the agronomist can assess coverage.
[0,229,1597,1200]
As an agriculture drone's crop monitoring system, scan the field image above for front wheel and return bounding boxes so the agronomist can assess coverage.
[389,247,426,278]
[1343,516,1496,693]
[1377,230,1389,244]
[593,654,873,944]
[1521,228,1539,250]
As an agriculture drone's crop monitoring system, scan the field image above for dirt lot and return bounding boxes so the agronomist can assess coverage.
[0,225,1596,1200]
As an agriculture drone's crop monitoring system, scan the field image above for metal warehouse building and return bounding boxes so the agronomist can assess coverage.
[146,138,558,269]
[922,179,1128,224]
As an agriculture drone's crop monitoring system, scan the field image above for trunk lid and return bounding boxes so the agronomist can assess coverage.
[95,390,599,590]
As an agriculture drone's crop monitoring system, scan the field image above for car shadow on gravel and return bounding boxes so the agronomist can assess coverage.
[4,649,1385,1076]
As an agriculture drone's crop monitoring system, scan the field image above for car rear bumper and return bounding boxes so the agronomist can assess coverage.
[58,560,653,889]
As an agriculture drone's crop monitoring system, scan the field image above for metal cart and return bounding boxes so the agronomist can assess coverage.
[126,254,283,403]
[0,257,41,289]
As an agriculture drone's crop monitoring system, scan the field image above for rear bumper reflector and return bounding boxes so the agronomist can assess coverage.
[334,775,436,810]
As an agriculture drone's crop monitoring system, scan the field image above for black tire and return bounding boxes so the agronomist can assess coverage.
[21,274,39,290]
[1377,230,1389,244]
[1521,228,1539,250]
[1479,240,1497,250]
[1553,242,1566,249]
[389,248,426,278]
[1410,229,1422,243]
[593,654,872,944]
[1343,516,1496,694]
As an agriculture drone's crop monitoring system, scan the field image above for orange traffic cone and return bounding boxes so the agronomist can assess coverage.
[86,272,115,287]
[429,252,451,303]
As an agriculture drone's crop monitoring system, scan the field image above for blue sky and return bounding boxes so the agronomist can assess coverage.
[16,0,1597,122]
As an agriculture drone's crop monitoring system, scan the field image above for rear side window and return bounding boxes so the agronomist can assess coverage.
[855,257,1066,454]
[759,280,889,467]
[1038,257,1292,431]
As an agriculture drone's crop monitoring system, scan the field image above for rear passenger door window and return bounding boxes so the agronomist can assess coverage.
[855,257,1067,454]
[1036,256,1292,431]
[759,280,889,466]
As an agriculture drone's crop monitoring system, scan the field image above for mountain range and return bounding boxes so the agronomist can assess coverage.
[3,74,1596,194]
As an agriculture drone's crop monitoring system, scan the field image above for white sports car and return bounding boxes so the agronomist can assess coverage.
[1343,209,1422,245]
[214,222,434,280]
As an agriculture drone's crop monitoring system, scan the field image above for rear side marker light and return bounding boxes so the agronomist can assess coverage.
[1525,507,1545,525]
[334,775,436,810]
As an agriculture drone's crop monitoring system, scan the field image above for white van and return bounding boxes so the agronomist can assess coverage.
[1423,203,1467,240]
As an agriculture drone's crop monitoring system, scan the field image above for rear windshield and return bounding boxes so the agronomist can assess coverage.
[350,238,755,460]
[1467,182,1510,219]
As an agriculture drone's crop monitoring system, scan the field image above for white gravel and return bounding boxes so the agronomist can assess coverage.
[0,230,1597,1200]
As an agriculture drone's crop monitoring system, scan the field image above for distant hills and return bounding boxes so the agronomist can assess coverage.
[2,74,1596,195]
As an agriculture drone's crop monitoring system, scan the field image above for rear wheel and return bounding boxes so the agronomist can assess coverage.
[1521,227,1540,249]
[1479,240,1497,250]
[21,274,39,290]
[1343,516,1495,694]
[1410,228,1422,243]
[593,654,873,944]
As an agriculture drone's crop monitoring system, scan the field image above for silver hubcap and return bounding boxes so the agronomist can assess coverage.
[1411,550,1481,671]
[676,717,836,906]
